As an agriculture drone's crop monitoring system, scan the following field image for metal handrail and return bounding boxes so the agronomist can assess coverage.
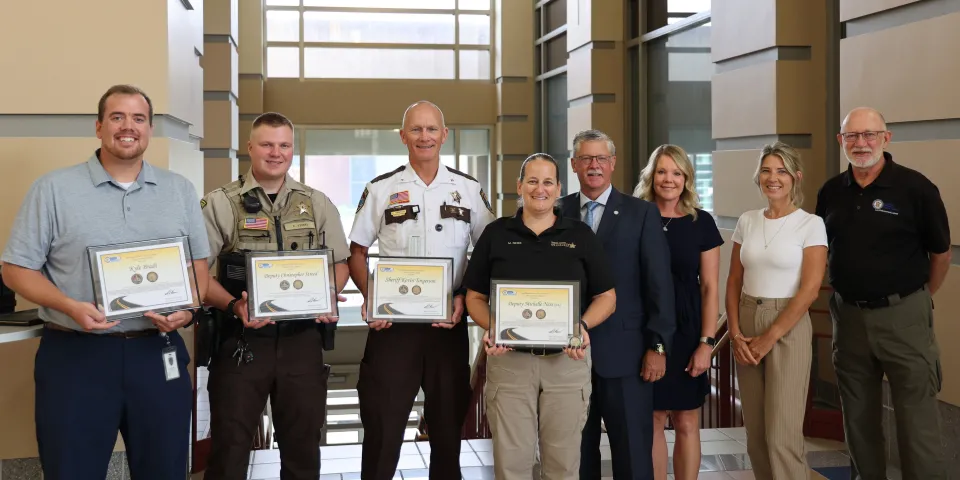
[712,313,729,357]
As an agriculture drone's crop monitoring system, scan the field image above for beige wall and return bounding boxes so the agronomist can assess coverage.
[0,0,205,460]
[840,2,960,406]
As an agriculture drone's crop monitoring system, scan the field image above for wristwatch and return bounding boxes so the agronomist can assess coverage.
[653,343,666,355]
[700,336,717,347]
[225,298,240,318]
[579,319,590,330]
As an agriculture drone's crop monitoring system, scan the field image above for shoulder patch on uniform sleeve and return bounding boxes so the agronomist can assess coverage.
[200,198,207,209]
[356,187,369,213]
[480,188,494,214]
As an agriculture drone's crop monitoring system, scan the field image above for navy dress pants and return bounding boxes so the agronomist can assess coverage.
[34,326,192,480]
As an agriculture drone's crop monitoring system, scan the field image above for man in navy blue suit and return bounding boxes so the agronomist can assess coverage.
[562,129,675,480]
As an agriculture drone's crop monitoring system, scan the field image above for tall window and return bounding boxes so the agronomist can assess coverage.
[265,0,492,80]
[296,127,491,324]
[630,1,713,211]
[535,0,569,193]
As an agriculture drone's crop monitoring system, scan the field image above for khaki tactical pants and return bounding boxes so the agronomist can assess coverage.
[484,349,592,480]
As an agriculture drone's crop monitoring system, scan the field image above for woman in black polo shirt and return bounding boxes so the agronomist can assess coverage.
[463,153,616,480]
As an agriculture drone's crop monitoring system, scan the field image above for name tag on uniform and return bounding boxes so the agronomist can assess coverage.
[385,205,419,225]
[162,346,180,381]
[440,205,471,223]
[284,220,316,231]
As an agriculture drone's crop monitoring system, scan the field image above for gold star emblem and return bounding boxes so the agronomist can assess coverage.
[297,202,309,215]
[451,191,462,203]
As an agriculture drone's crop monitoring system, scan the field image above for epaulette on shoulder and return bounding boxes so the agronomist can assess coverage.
[219,178,244,196]
[447,166,479,183]
[371,165,405,184]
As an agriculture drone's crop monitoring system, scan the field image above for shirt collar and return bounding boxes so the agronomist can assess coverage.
[239,168,307,197]
[842,151,896,188]
[86,148,158,187]
[508,207,571,233]
[579,184,613,209]
[397,162,455,188]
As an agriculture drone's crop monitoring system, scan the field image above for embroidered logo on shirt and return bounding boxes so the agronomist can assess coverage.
[390,191,410,205]
[550,241,576,249]
[872,199,899,215]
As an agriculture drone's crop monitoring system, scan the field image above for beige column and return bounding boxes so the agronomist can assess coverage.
[839,0,960,462]
[710,0,830,220]
[202,0,240,193]
[494,0,535,215]
[0,0,204,466]
[565,0,626,192]
[237,0,265,176]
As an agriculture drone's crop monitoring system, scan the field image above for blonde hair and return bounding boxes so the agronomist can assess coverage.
[753,142,804,207]
[633,144,701,220]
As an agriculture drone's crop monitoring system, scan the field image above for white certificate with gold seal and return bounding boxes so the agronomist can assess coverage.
[366,255,453,323]
[246,249,337,321]
[87,236,201,320]
[491,279,582,348]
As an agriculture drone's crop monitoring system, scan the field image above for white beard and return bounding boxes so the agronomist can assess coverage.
[844,150,882,169]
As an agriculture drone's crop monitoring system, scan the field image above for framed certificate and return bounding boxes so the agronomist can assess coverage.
[87,236,201,321]
[490,279,582,349]
[366,255,453,324]
[245,249,338,322]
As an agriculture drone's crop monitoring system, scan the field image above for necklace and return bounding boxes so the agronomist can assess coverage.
[662,217,674,231]
[762,211,790,249]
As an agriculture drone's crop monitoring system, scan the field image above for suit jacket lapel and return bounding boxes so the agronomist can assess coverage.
[561,193,581,221]
[595,188,622,239]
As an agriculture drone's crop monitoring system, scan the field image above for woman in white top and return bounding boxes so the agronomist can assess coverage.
[725,141,827,480]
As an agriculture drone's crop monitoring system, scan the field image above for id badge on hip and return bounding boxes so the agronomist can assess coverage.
[161,333,180,381]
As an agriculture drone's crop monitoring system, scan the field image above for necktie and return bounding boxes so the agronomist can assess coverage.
[584,201,600,232]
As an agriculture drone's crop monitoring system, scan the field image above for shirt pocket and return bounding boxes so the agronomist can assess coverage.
[440,207,471,249]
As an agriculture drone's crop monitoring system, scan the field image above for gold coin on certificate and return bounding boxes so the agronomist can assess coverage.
[146,271,158,282]
[412,285,422,295]
[522,309,532,319]
[293,279,304,290]
[131,273,143,285]
[280,280,290,290]
[399,285,409,294]
[536,309,546,319]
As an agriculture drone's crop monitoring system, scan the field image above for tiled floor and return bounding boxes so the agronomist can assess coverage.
[191,427,855,480]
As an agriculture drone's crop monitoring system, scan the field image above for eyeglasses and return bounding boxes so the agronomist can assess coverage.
[839,131,886,143]
[575,155,613,165]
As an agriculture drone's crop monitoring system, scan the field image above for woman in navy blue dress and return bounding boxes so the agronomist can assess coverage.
[633,144,723,480]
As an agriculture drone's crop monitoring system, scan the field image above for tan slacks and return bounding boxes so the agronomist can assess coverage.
[484,349,592,480]
[736,294,812,480]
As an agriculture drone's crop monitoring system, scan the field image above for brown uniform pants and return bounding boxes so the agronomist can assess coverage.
[485,349,592,480]
[736,294,812,480]
[358,322,470,480]
[205,324,329,480]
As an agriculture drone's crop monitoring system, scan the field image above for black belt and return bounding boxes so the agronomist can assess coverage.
[44,322,159,338]
[512,346,564,356]
[841,285,925,310]
[228,319,314,338]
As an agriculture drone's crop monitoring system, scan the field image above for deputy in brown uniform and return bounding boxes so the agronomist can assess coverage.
[201,112,350,480]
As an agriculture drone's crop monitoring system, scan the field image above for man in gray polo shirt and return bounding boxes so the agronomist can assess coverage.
[1,84,210,480]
